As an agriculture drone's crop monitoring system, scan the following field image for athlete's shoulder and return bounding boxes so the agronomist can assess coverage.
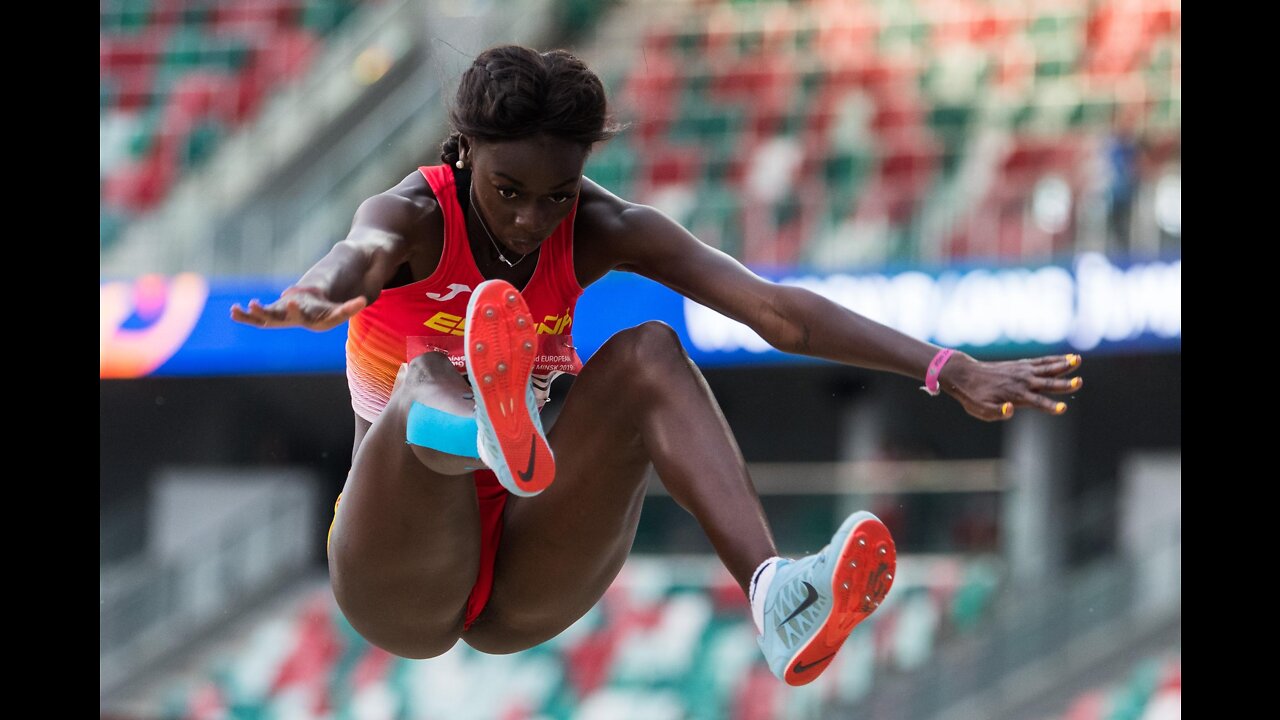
[574,178,672,244]
[572,178,641,285]
[380,169,441,216]
[350,170,443,245]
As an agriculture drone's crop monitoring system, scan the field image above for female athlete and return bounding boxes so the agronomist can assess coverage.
[231,45,1083,686]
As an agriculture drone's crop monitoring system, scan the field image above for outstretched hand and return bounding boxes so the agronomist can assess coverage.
[940,352,1083,422]
[230,289,367,332]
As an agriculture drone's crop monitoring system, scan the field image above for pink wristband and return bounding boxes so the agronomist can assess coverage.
[920,348,955,396]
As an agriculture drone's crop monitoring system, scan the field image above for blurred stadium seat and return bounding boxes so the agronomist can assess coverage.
[142,555,1009,720]
[99,0,364,248]
[583,0,1180,267]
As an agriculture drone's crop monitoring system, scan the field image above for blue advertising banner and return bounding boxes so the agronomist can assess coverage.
[100,253,1180,378]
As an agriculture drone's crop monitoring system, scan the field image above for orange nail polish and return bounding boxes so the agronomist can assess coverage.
[1070,377,1082,390]
[1067,354,1080,367]
[1055,402,1067,414]
[1001,402,1012,416]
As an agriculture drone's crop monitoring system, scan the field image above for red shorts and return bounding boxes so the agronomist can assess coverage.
[465,469,508,628]
[328,469,509,631]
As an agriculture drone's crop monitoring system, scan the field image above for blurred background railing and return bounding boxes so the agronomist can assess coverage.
[100,470,316,696]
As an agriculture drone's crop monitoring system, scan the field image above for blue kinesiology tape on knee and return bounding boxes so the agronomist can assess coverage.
[406,402,480,459]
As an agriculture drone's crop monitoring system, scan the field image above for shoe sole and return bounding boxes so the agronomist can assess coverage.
[782,511,897,686]
[464,280,555,496]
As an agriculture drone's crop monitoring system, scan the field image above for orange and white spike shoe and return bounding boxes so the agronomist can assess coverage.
[757,511,897,685]
[464,280,555,496]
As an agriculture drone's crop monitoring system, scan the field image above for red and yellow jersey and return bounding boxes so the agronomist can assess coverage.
[345,164,584,423]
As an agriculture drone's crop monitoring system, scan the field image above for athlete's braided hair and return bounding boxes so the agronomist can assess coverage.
[440,45,621,164]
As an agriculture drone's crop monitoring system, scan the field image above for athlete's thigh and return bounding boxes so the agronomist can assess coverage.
[464,362,652,647]
[329,372,485,658]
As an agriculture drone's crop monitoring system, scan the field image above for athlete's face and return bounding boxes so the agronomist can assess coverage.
[462,134,589,257]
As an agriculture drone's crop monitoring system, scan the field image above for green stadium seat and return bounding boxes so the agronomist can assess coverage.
[300,0,356,34]
[183,120,224,167]
[163,28,206,70]
[674,28,702,58]
[180,3,212,27]
[824,152,872,197]
[102,0,155,33]
[585,143,637,197]
[127,109,160,159]
[100,210,129,250]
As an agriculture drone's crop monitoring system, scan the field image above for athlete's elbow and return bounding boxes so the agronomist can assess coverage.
[758,291,812,355]
[764,324,811,356]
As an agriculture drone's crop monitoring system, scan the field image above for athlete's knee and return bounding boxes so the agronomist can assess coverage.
[625,319,682,350]
[390,351,473,418]
[599,321,687,375]
[635,319,684,349]
[396,351,463,390]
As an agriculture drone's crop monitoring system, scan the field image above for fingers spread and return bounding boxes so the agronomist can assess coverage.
[1030,395,1069,415]
[1031,353,1082,375]
[967,398,1016,422]
[984,394,1068,421]
[1029,375,1084,394]
[232,303,261,324]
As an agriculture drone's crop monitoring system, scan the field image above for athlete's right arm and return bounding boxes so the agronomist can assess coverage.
[231,174,437,331]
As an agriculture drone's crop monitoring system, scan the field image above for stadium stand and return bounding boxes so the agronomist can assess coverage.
[100,0,1180,276]
[583,0,1180,267]
[1043,653,1180,720]
[100,0,365,248]
[130,556,1005,720]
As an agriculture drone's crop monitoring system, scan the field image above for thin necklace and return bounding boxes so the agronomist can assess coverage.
[469,182,528,269]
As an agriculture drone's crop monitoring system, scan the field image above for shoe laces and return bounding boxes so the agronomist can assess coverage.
[814,542,831,568]
[795,545,828,581]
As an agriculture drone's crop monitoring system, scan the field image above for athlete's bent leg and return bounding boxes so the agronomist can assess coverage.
[463,321,779,653]
[328,351,483,659]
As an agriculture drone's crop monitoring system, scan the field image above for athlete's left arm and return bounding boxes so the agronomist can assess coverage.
[611,204,1083,421]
